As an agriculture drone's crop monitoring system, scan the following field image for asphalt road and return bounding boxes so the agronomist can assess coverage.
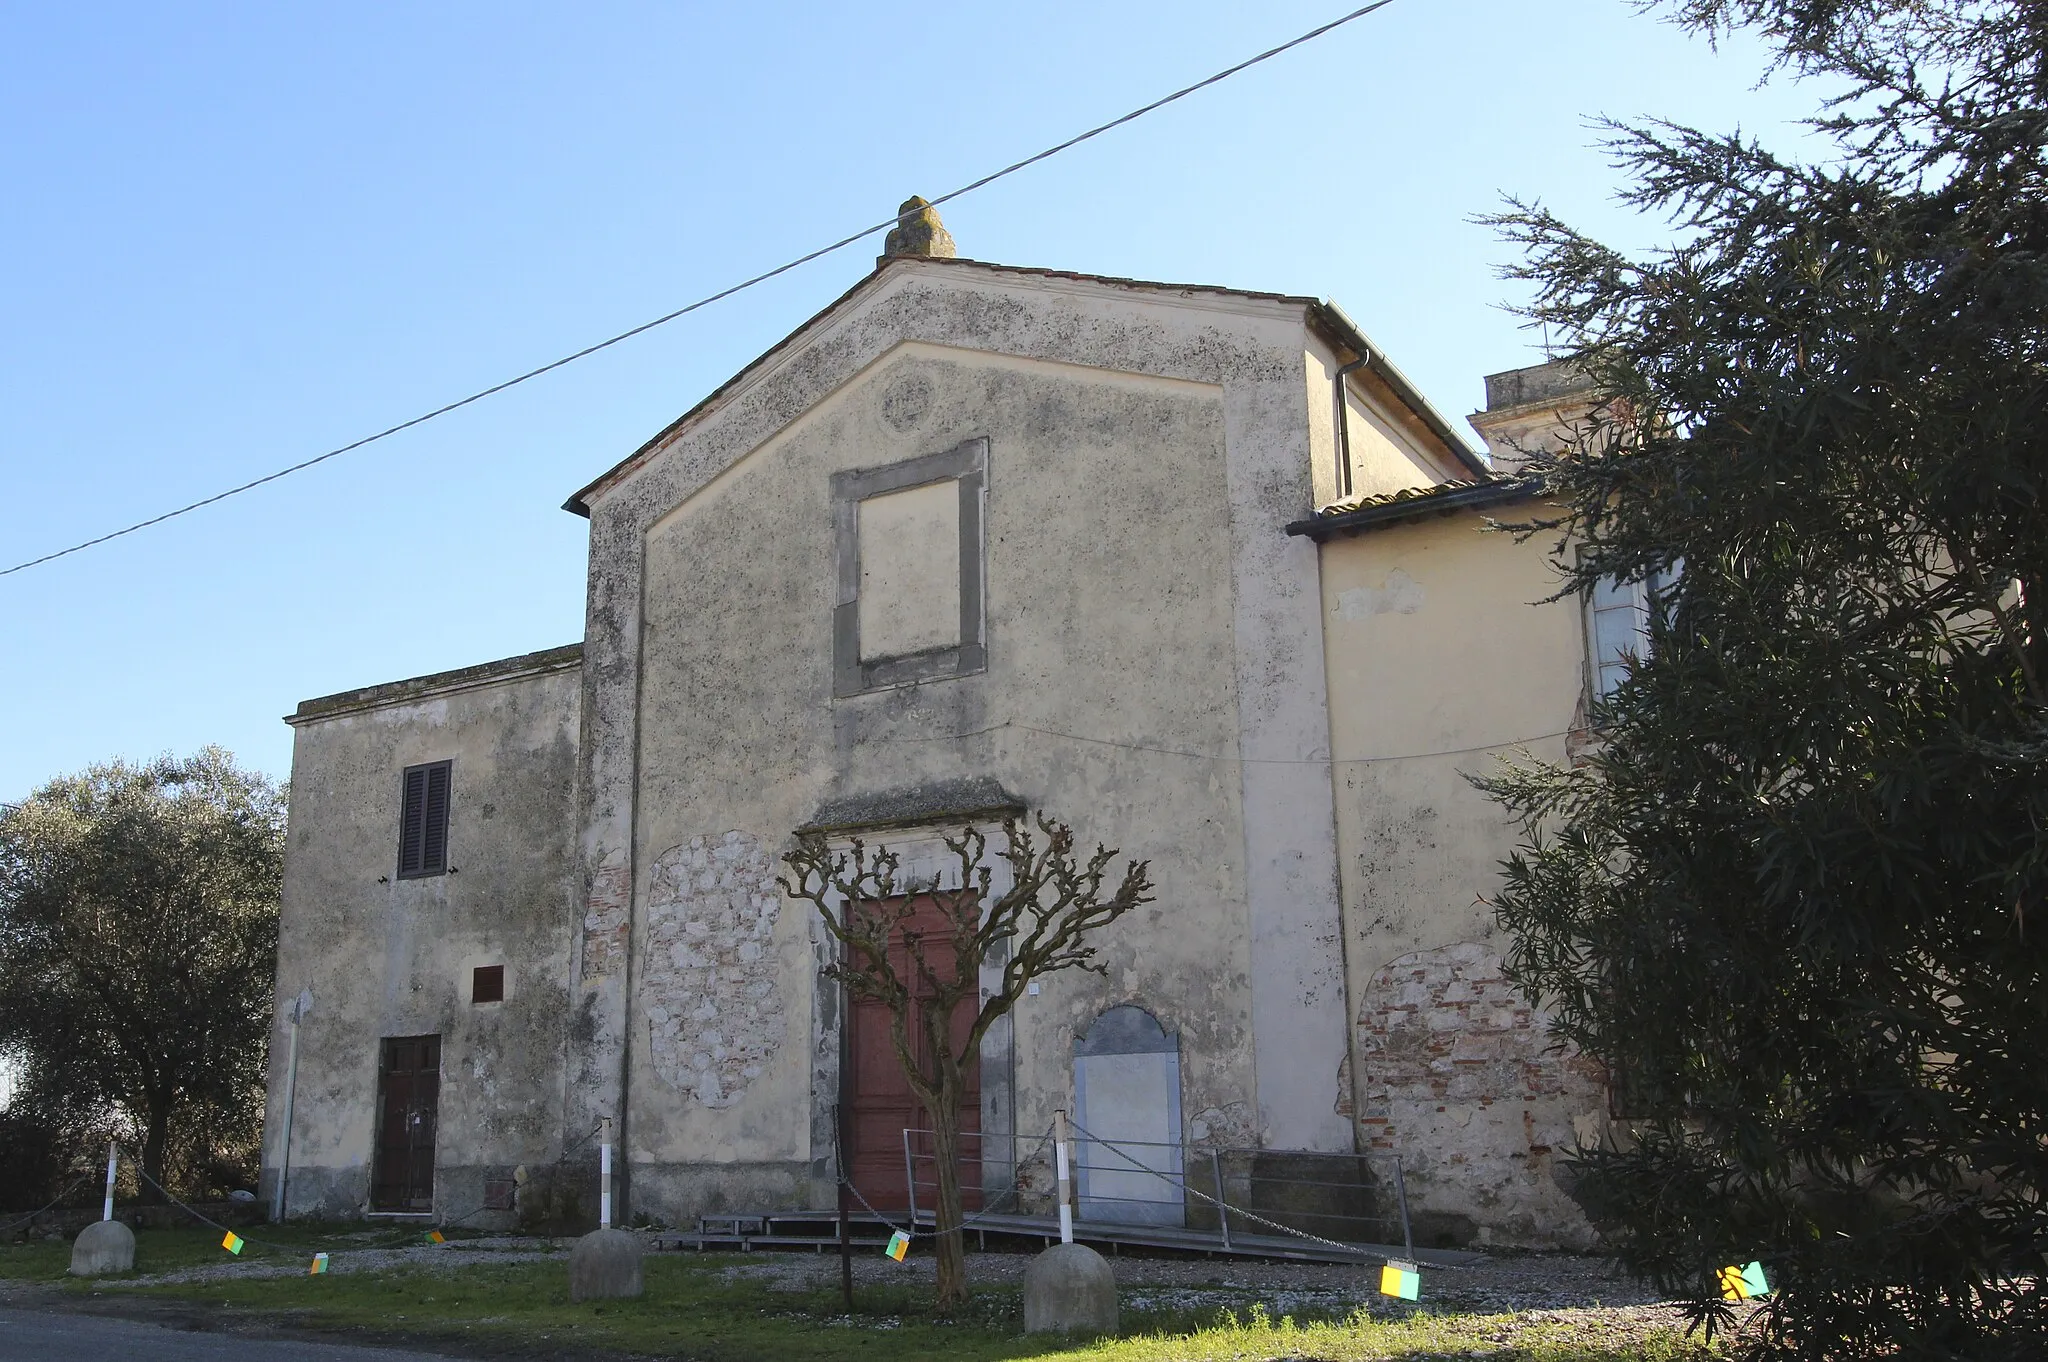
[0,1306,459,1361]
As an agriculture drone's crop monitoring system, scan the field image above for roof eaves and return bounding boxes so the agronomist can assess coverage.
[938,258,1321,312]
[1284,476,1546,541]
[562,260,903,517]
[561,257,1341,518]
[1309,302,1491,480]
[288,643,584,725]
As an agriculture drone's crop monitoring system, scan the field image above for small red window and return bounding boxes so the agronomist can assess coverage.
[472,965,505,1004]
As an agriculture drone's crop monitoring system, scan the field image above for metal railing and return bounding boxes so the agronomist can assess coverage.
[896,1124,1413,1258]
[898,1124,1052,1223]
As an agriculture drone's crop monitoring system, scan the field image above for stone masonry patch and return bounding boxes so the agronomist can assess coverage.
[643,832,786,1107]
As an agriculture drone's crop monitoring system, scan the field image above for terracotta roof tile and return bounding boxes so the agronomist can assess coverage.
[1286,474,1547,541]
[1316,478,1496,517]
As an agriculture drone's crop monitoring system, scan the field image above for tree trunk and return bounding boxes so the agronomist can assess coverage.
[925,1089,969,1309]
[140,1100,171,1204]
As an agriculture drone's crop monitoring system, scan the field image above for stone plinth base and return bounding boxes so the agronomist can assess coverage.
[568,1227,643,1301]
[69,1219,136,1276]
[1022,1241,1117,1335]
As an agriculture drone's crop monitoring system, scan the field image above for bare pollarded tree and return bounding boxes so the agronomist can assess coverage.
[780,813,1153,1309]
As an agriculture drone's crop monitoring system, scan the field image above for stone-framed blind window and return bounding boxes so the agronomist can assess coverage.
[831,438,987,696]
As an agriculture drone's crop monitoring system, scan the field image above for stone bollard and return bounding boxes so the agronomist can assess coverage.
[568,1226,644,1301]
[1022,1241,1117,1335]
[69,1219,136,1276]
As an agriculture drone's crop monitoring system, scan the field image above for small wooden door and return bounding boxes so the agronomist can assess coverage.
[845,895,981,1213]
[372,1035,440,1211]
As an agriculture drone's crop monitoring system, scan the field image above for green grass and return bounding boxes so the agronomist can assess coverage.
[0,1222,480,1281]
[3,1229,1720,1361]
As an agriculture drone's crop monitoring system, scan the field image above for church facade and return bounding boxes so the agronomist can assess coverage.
[259,211,1614,1250]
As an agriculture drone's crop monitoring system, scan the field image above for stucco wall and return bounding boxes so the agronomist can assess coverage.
[1303,338,1471,509]
[260,654,582,1223]
[621,341,1258,1219]
[564,260,1394,1220]
[1319,513,1607,1248]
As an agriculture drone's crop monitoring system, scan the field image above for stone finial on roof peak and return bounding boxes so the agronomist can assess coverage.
[881,196,957,263]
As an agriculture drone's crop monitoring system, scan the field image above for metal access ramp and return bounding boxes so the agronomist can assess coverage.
[652,1124,1484,1268]
[657,1207,1480,1266]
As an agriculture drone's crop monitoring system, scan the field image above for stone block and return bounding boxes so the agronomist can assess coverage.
[568,1227,643,1301]
[1022,1242,1117,1335]
[69,1219,135,1276]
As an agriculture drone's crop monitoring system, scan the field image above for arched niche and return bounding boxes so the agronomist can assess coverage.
[1072,1005,1184,1226]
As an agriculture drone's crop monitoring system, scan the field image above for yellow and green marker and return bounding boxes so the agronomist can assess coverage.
[1379,1259,1421,1300]
[1718,1261,1769,1301]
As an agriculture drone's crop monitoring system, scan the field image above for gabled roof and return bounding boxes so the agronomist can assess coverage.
[562,256,1487,516]
[1284,474,1547,542]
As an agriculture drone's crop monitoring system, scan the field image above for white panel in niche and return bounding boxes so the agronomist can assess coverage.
[1074,1006,1185,1227]
[859,480,960,660]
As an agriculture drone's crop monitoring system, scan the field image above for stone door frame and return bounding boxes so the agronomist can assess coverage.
[807,823,1018,1211]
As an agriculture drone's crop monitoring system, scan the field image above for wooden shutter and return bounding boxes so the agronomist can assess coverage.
[398,761,452,877]
[421,762,450,873]
[399,766,428,876]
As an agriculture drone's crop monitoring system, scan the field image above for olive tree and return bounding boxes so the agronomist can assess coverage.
[0,749,284,1200]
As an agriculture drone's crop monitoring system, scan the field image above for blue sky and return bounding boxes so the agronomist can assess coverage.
[0,1,1828,798]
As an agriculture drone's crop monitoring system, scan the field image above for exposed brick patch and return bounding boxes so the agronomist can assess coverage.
[579,862,632,980]
[1353,942,1606,1248]
[1355,943,1598,1131]
[642,831,785,1108]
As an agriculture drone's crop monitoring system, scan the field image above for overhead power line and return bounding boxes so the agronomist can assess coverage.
[2,0,1397,580]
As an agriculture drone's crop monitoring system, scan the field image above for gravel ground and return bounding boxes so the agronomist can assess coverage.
[716,1248,1749,1352]
[711,1245,1667,1317]
[121,1233,1664,1314]
[114,1233,1746,1348]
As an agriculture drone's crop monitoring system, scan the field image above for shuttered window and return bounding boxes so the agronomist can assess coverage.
[398,760,452,878]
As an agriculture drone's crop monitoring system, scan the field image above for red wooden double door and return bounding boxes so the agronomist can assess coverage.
[844,895,982,1212]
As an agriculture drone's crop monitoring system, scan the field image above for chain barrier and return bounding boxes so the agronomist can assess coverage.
[834,1168,1028,1239]
[1065,1116,1407,1267]
[830,1118,1056,1241]
[0,1174,96,1235]
[54,1120,1410,1271]
[131,1163,456,1256]
[109,1122,606,1264]
[838,1116,1411,1265]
